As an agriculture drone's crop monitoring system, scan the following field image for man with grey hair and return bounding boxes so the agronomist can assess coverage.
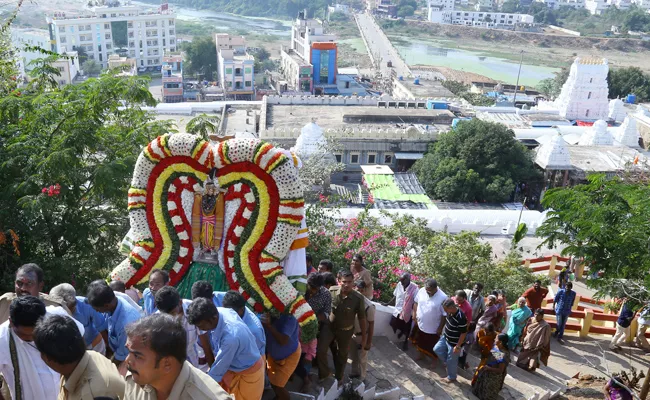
[51,283,108,354]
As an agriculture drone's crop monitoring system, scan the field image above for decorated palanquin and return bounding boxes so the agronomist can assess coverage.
[111,134,317,340]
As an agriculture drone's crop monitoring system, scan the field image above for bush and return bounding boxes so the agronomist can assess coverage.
[306,197,544,303]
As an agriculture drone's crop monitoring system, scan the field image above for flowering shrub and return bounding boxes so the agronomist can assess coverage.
[306,195,544,304]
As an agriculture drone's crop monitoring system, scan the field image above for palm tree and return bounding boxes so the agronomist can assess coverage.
[186,114,221,140]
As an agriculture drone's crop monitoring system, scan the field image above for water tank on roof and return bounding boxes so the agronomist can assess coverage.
[398,76,403,81]
[414,77,420,85]
[627,94,637,104]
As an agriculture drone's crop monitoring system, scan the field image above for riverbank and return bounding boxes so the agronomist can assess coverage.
[381,19,650,73]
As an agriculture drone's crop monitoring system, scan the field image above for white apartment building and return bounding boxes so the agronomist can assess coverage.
[291,13,336,62]
[429,8,534,26]
[47,4,176,69]
[215,33,255,100]
[429,0,455,11]
[10,28,51,76]
[535,0,585,8]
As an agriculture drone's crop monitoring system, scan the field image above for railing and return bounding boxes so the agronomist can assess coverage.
[523,254,646,341]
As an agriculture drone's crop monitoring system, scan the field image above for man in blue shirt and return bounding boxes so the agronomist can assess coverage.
[187,298,264,400]
[262,314,301,400]
[220,291,266,358]
[610,299,634,351]
[142,269,169,316]
[50,283,108,354]
[87,280,141,375]
[553,281,576,341]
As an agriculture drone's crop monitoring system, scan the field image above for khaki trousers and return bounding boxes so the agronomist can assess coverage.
[317,324,354,380]
[349,335,368,380]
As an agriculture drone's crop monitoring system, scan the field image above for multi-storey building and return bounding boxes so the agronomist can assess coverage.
[290,11,336,62]
[11,28,51,77]
[107,53,137,75]
[428,8,534,27]
[474,0,494,11]
[162,54,183,102]
[52,51,80,86]
[46,3,176,69]
[279,46,313,94]
[215,33,255,100]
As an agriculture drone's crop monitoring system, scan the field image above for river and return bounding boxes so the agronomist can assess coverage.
[131,1,291,36]
[394,39,559,87]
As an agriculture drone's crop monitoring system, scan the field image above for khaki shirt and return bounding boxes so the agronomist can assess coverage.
[354,297,376,334]
[0,292,69,323]
[330,287,366,331]
[124,361,232,400]
[59,351,125,400]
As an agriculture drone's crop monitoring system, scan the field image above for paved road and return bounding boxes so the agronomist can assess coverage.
[148,76,163,102]
[355,12,411,79]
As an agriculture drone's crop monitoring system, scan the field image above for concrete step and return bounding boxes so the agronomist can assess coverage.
[373,337,480,399]
[464,351,565,400]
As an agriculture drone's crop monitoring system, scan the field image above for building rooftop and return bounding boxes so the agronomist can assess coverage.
[397,78,455,98]
[264,104,453,133]
[566,145,645,173]
[47,4,174,21]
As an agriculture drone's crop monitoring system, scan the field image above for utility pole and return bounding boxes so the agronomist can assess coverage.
[512,50,524,108]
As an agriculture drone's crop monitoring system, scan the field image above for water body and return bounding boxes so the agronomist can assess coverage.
[131,1,291,36]
[394,39,559,87]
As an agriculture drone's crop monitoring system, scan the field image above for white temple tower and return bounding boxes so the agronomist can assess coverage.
[608,99,627,123]
[535,132,572,170]
[614,116,641,148]
[293,120,328,158]
[578,120,614,146]
[553,57,609,120]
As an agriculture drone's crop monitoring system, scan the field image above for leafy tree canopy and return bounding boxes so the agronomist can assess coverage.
[183,36,218,80]
[537,175,650,300]
[608,67,650,102]
[413,119,540,202]
[0,64,175,291]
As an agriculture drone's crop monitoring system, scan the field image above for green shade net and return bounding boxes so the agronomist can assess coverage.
[176,261,229,299]
[365,174,433,207]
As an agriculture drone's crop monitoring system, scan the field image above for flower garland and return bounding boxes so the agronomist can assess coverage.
[215,139,317,341]
[111,134,213,286]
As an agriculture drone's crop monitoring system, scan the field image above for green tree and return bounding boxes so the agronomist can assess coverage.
[82,59,102,76]
[537,67,569,99]
[413,119,540,202]
[501,0,519,13]
[186,113,220,140]
[397,5,415,17]
[0,27,20,96]
[184,36,218,80]
[0,67,176,291]
[536,175,650,300]
[608,67,650,102]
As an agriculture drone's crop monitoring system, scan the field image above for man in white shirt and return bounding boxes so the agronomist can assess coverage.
[154,286,212,370]
[0,296,60,400]
[411,279,447,365]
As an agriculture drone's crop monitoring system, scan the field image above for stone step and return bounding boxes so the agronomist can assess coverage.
[464,351,566,400]
[372,337,480,399]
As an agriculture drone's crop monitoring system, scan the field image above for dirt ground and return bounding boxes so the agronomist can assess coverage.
[383,20,650,72]
[411,65,497,85]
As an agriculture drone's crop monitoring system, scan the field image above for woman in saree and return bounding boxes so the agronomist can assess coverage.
[476,295,499,331]
[476,322,497,368]
[472,333,511,400]
[516,309,552,372]
[507,297,532,351]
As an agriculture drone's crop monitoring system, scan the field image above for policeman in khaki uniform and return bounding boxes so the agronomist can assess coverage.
[124,314,232,400]
[349,280,375,381]
[317,270,366,386]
